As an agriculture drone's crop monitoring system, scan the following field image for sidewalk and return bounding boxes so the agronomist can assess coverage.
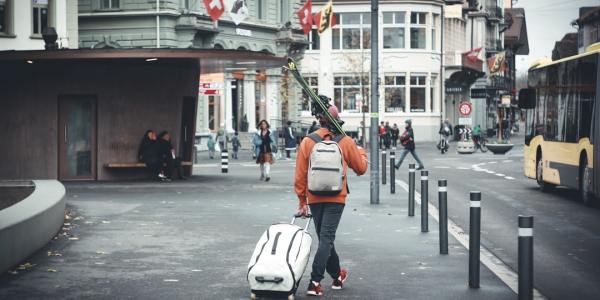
[0,160,514,299]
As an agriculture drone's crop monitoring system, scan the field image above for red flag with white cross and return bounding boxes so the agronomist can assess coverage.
[203,0,225,22]
[297,0,313,35]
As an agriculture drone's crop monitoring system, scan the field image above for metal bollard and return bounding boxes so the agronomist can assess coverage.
[518,215,534,300]
[390,149,395,194]
[420,170,429,233]
[408,164,415,217]
[382,150,387,185]
[438,180,448,254]
[221,150,229,173]
[469,191,481,288]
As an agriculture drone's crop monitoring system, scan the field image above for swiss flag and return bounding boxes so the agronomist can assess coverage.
[464,47,482,63]
[203,0,225,22]
[297,0,313,35]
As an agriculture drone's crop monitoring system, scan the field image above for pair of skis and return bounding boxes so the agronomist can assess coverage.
[284,58,346,136]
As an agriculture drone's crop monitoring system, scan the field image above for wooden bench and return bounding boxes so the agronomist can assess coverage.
[104,161,193,168]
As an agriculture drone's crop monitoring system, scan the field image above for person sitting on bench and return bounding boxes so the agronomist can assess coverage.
[137,130,162,181]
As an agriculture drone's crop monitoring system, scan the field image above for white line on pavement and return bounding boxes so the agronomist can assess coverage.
[434,166,451,169]
[457,167,470,170]
[495,173,506,177]
[505,176,515,180]
[396,179,546,299]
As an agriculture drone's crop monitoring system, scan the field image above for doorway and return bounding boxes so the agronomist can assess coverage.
[58,96,97,180]
[180,97,196,176]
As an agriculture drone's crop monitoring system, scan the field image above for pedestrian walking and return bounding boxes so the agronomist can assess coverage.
[438,119,453,154]
[295,104,368,297]
[217,126,227,151]
[308,121,319,134]
[231,131,241,159]
[284,121,297,160]
[391,123,400,147]
[384,121,392,149]
[502,118,510,140]
[252,120,277,182]
[394,119,425,170]
[207,134,216,159]
[378,121,386,149]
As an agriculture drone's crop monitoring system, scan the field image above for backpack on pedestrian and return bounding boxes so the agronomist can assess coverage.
[306,133,345,196]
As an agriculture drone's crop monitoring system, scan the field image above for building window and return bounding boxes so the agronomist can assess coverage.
[410,75,426,112]
[101,0,119,9]
[32,0,49,35]
[384,75,406,112]
[257,0,264,20]
[432,14,439,50]
[0,0,11,35]
[430,75,438,112]
[332,12,370,50]
[578,29,583,47]
[410,12,426,49]
[280,0,289,23]
[383,12,405,49]
[301,76,318,111]
[334,75,369,113]
[306,28,320,50]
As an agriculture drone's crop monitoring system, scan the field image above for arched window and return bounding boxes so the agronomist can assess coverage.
[214,43,224,49]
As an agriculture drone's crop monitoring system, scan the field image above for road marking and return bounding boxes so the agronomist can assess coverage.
[486,171,496,174]
[503,160,512,163]
[434,166,451,169]
[457,167,470,170]
[505,176,515,180]
[396,179,546,299]
[495,173,505,177]
[488,161,498,164]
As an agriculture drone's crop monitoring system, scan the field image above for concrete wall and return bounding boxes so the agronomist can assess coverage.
[0,59,199,180]
[0,180,65,274]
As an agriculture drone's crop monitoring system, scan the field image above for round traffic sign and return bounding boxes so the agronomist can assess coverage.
[459,102,472,116]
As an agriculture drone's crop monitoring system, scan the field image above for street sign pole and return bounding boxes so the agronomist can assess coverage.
[369,0,379,205]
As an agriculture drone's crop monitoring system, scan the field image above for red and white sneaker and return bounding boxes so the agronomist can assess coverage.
[307,281,324,296]
[332,269,348,290]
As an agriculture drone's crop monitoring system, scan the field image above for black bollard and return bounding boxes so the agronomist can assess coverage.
[382,150,387,185]
[390,149,395,194]
[438,180,448,254]
[221,150,229,173]
[469,191,481,288]
[408,164,415,217]
[420,170,429,233]
[518,215,534,300]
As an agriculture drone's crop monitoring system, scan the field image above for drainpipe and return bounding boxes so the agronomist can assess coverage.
[156,0,160,48]
[440,4,445,121]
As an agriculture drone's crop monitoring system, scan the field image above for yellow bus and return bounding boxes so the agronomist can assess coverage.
[518,43,600,205]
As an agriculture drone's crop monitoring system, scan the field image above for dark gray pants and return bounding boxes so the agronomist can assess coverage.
[309,202,344,283]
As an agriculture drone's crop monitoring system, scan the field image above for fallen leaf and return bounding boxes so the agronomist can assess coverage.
[17,263,36,270]
[47,268,57,272]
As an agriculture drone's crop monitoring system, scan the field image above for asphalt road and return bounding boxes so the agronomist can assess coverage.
[393,133,600,299]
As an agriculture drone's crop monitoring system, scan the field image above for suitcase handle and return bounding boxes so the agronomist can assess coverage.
[255,276,284,284]
[292,214,312,231]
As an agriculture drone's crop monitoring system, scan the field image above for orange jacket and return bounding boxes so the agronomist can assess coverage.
[295,128,368,206]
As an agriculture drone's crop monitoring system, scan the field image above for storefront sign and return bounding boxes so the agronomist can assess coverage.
[445,86,463,94]
[470,88,487,99]
[235,28,252,37]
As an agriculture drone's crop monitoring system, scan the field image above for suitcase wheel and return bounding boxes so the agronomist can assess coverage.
[287,295,295,300]
[250,292,256,300]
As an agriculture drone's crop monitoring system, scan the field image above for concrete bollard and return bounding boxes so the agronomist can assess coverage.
[408,164,415,217]
[420,170,429,233]
[518,215,534,300]
[438,180,448,254]
[390,150,395,194]
[221,150,229,173]
[469,191,481,288]
[382,150,387,185]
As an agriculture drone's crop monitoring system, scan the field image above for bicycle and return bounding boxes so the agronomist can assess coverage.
[473,135,488,153]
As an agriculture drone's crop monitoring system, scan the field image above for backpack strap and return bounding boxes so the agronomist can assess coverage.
[307,132,323,143]
[332,134,345,143]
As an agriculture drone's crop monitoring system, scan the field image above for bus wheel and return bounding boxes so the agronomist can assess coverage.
[580,157,594,206]
[537,158,555,192]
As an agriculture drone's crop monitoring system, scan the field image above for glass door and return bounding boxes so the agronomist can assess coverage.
[58,96,97,180]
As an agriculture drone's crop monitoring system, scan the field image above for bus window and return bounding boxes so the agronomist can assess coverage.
[578,55,597,140]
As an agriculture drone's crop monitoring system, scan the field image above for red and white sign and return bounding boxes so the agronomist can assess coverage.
[203,0,225,22]
[459,102,472,116]
[297,0,313,35]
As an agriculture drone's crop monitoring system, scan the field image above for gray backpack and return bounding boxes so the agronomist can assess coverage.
[307,133,346,196]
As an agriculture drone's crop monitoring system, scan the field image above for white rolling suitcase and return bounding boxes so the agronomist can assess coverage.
[247,214,312,300]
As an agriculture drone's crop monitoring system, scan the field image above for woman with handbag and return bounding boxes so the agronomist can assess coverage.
[252,120,277,181]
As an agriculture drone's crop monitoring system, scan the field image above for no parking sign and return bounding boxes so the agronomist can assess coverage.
[459,102,472,116]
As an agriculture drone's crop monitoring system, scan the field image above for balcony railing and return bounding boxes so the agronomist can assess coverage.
[486,39,503,53]
[486,5,503,22]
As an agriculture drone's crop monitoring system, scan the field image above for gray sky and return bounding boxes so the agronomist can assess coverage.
[513,0,599,74]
